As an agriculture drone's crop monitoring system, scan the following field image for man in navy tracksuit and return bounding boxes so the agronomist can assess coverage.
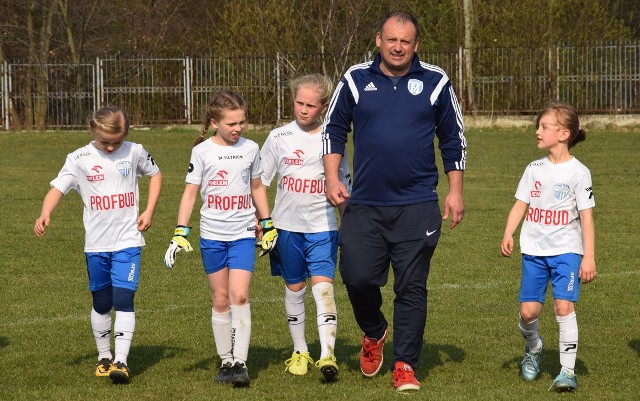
[322,11,466,391]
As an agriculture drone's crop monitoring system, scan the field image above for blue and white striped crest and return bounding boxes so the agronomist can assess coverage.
[553,183,570,200]
[117,161,132,177]
[408,79,423,95]
[241,168,250,184]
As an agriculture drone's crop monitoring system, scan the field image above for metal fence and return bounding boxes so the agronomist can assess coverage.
[1,42,639,130]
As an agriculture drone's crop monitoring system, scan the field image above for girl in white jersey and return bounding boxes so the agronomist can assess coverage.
[501,101,596,393]
[163,91,275,388]
[34,105,162,384]
[261,74,350,381]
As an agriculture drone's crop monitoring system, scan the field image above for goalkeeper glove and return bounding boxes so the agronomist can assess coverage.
[257,217,278,257]
[164,225,193,269]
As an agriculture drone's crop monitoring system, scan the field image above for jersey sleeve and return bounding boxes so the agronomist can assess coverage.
[250,143,263,179]
[338,149,352,193]
[50,155,79,195]
[260,133,278,186]
[435,81,466,172]
[575,166,595,210]
[514,165,532,204]
[136,144,160,177]
[185,147,203,185]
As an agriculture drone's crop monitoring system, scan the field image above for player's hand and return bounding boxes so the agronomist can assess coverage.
[325,180,350,207]
[164,226,193,269]
[34,216,50,237]
[579,257,597,283]
[257,218,278,257]
[501,235,514,257]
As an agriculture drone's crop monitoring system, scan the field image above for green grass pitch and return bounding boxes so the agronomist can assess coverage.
[0,125,638,400]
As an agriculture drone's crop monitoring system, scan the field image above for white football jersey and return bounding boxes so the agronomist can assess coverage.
[515,156,594,256]
[51,141,160,252]
[186,137,263,241]
[261,120,351,232]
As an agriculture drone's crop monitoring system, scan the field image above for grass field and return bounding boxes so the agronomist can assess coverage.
[1,126,638,400]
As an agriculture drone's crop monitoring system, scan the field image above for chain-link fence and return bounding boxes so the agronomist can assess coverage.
[1,42,639,130]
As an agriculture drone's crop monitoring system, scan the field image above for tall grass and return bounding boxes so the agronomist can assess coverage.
[1,126,638,400]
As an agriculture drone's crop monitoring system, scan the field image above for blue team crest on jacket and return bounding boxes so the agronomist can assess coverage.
[117,161,132,177]
[553,183,570,200]
[408,79,424,95]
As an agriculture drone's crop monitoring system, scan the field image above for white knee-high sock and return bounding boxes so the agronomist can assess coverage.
[230,304,251,364]
[91,309,112,360]
[557,311,578,373]
[113,311,135,365]
[312,282,337,359]
[519,315,543,353]
[212,309,233,365]
[285,286,307,353]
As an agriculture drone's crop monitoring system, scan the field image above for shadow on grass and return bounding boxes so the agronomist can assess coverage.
[501,347,589,378]
[629,339,640,356]
[68,344,187,377]
[0,336,9,349]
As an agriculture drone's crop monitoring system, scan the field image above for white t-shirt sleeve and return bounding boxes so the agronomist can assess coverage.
[251,143,263,179]
[135,144,160,177]
[575,166,595,211]
[260,133,277,186]
[185,146,203,185]
[338,150,352,193]
[51,155,80,195]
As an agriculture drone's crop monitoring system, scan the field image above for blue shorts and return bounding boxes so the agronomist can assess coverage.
[519,253,582,303]
[85,247,141,292]
[269,230,338,284]
[200,237,256,274]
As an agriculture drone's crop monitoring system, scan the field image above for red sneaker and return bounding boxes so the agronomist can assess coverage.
[393,361,421,391]
[359,326,388,377]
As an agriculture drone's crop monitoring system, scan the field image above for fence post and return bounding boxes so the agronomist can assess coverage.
[458,46,464,101]
[276,52,281,123]
[2,61,8,130]
[95,57,103,110]
[184,56,192,125]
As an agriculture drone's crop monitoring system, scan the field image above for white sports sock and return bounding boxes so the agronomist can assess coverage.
[211,309,233,365]
[557,311,578,373]
[113,311,135,365]
[518,315,542,353]
[91,309,112,360]
[230,304,251,364]
[312,282,337,359]
[285,286,308,353]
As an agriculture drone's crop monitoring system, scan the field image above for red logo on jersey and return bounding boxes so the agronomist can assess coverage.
[209,170,229,186]
[90,192,135,210]
[281,176,325,194]
[284,149,305,166]
[207,194,252,210]
[525,207,569,226]
[531,181,542,197]
[86,165,105,182]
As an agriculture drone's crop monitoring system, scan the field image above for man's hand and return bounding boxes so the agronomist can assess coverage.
[164,226,193,269]
[257,218,278,257]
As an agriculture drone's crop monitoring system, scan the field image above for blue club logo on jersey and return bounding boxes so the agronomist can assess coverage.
[408,79,424,95]
[241,167,250,184]
[117,161,132,177]
[553,183,570,200]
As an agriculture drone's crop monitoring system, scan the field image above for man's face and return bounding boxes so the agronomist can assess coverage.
[375,18,419,76]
